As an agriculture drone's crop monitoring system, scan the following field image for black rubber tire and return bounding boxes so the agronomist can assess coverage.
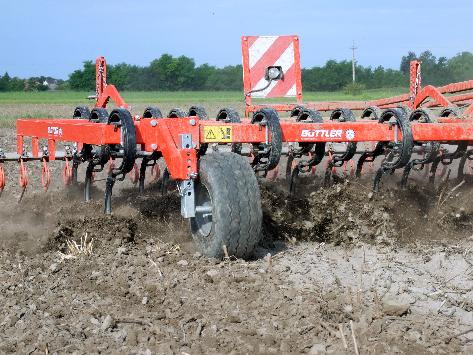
[190,152,262,259]
[400,108,440,188]
[409,108,439,154]
[290,105,306,118]
[168,108,187,118]
[143,107,163,119]
[188,106,209,155]
[298,108,322,122]
[409,107,435,128]
[90,108,109,123]
[216,107,240,123]
[82,108,110,165]
[356,107,383,177]
[329,108,357,163]
[188,106,208,120]
[397,105,413,118]
[361,106,382,120]
[216,108,242,154]
[73,106,91,119]
[293,108,324,156]
[379,108,414,170]
[440,106,463,118]
[108,109,137,175]
[409,108,436,123]
[251,108,283,171]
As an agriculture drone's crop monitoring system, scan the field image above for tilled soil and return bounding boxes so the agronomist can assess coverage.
[1,128,473,354]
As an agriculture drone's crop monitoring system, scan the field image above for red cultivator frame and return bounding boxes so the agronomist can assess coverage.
[4,46,473,258]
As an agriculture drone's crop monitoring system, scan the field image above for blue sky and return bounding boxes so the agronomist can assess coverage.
[1,0,472,79]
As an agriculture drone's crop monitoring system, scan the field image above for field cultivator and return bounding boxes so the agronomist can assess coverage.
[2,44,473,258]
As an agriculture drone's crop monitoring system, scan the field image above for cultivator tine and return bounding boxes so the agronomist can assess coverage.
[457,149,473,182]
[63,158,73,186]
[0,162,5,197]
[355,142,384,177]
[138,157,161,193]
[18,158,28,202]
[151,164,161,181]
[355,108,384,178]
[265,167,279,180]
[138,158,149,194]
[422,162,429,178]
[323,152,337,187]
[288,166,300,195]
[285,155,295,179]
[428,158,440,185]
[104,175,115,214]
[429,143,468,185]
[129,163,139,185]
[41,158,51,192]
[345,159,355,177]
[0,149,5,197]
[373,167,390,192]
[84,162,94,202]
[106,157,116,174]
[71,160,79,185]
[161,168,170,195]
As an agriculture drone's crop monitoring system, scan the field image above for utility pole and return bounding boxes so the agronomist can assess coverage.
[350,40,357,83]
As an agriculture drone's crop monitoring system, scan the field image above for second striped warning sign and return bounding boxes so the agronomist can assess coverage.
[242,35,302,99]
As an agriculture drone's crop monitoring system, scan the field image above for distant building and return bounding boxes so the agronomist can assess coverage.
[43,78,59,90]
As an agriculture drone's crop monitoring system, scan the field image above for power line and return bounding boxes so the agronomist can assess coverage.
[350,40,358,83]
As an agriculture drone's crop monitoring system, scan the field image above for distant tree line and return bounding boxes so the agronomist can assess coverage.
[1,51,472,92]
[0,73,63,92]
[302,51,473,91]
[67,54,243,91]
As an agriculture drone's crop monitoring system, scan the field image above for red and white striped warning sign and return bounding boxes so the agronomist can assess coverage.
[242,35,302,99]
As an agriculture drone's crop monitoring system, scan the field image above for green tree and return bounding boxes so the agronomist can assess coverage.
[69,61,95,90]
[0,72,10,91]
[194,64,216,89]
[204,65,242,90]
[108,63,134,90]
[448,52,473,82]
[57,50,473,93]
[149,54,197,90]
[9,77,25,91]
[400,51,417,75]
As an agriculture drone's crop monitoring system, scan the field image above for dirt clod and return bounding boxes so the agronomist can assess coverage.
[101,315,115,331]
[382,297,411,316]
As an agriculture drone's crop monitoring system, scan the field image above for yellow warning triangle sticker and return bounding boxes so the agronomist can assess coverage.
[205,128,217,140]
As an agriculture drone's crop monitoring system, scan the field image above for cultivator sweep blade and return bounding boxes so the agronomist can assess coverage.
[2,37,473,258]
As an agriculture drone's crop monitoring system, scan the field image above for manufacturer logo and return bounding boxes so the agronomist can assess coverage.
[47,126,63,136]
[301,129,342,139]
[345,129,355,140]
[301,129,356,141]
